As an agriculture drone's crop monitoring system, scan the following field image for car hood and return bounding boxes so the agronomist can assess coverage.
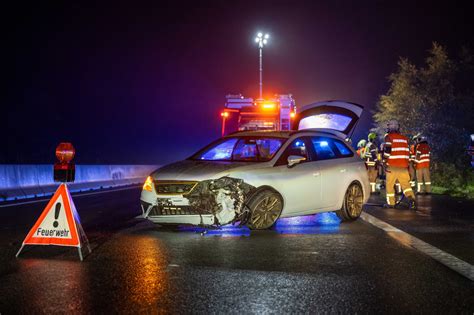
[150,160,257,181]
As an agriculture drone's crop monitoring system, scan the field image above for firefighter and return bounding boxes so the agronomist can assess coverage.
[415,136,431,194]
[408,134,419,189]
[378,135,388,189]
[356,139,366,159]
[383,120,417,210]
[364,132,379,193]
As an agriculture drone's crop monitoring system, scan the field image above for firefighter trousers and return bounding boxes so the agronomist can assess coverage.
[416,168,431,193]
[408,162,416,188]
[386,167,415,206]
[367,166,378,192]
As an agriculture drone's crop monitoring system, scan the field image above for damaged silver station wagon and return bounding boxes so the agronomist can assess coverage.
[140,101,370,229]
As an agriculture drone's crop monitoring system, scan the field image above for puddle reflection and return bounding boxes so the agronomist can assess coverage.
[17,258,90,313]
[108,235,171,310]
[13,236,174,313]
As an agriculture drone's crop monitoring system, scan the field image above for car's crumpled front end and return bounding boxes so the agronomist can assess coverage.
[140,175,255,226]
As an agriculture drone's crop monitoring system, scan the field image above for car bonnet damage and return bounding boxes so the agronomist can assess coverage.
[144,177,255,226]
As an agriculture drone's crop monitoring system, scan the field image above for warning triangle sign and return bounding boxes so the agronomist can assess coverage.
[21,184,83,247]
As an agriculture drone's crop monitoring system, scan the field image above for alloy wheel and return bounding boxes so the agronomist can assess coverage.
[345,184,364,218]
[249,194,283,229]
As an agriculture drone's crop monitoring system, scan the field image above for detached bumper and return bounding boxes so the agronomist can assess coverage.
[140,200,215,225]
[147,214,215,225]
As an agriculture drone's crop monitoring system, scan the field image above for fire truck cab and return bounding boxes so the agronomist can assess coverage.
[221,94,296,136]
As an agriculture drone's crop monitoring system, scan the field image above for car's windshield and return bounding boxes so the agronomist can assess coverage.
[190,137,286,162]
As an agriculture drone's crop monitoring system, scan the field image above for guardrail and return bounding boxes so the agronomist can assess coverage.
[0,165,159,202]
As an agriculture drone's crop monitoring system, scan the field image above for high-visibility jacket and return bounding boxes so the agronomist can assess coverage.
[356,147,365,159]
[383,132,410,168]
[415,142,431,169]
[364,141,378,166]
[377,152,382,162]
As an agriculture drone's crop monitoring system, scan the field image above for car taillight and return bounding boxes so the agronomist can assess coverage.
[143,176,153,192]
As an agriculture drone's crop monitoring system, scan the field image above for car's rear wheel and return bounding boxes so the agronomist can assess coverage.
[247,190,283,230]
[336,182,364,221]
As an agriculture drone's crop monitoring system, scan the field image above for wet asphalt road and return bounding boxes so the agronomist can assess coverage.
[0,187,473,314]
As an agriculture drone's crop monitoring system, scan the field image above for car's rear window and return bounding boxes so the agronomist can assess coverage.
[191,137,286,162]
[333,140,353,156]
[298,113,353,131]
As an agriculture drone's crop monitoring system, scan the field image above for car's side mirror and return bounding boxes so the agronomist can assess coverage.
[287,155,306,168]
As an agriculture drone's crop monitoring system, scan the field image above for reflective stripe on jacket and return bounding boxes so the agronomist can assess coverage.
[364,141,378,166]
[416,143,431,169]
[384,133,409,168]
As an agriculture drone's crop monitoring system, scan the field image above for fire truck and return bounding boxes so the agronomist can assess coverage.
[220,94,296,136]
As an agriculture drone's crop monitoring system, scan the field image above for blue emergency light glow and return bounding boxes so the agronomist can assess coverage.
[177,212,340,237]
[178,225,251,237]
[276,212,340,226]
[274,212,341,234]
[314,212,341,225]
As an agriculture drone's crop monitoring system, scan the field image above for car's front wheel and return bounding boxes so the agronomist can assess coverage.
[247,190,283,230]
[336,182,364,221]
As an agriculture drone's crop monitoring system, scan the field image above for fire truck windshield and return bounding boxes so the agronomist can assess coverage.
[191,137,286,162]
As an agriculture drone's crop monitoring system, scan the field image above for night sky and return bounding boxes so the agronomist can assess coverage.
[3,1,472,164]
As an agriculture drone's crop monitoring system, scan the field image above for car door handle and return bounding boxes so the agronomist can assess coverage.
[313,172,320,177]
[340,169,346,173]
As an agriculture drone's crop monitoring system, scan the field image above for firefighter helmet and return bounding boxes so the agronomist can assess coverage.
[368,132,377,141]
[386,120,400,132]
[412,133,420,141]
[357,139,367,148]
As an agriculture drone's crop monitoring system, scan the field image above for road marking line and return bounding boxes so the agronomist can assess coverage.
[0,185,141,208]
[360,212,474,281]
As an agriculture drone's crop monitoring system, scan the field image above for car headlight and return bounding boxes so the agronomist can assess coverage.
[143,176,154,192]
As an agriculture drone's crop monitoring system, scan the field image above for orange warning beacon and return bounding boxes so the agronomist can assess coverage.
[54,142,75,182]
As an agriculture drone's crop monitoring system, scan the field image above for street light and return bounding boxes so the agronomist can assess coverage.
[255,32,269,99]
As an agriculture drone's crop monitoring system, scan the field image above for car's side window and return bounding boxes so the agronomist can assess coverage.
[333,139,354,157]
[311,137,338,160]
[275,137,309,166]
